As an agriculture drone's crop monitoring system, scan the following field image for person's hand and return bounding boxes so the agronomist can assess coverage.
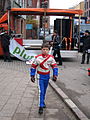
[31,76,35,83]
[52,75,57,82]
[50,42,53,46]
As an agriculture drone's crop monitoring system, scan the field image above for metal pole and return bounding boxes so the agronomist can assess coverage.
[69,17,72,50]
[60,19,62,41]
[43,8,46,43]
[8,10,10,35]
[78,15,81,52]
[42,0,48,43]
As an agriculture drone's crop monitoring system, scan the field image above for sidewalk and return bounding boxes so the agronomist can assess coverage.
[0,59,78,120]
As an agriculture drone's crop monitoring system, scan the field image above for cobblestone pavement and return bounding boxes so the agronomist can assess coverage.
[0,59,79,120]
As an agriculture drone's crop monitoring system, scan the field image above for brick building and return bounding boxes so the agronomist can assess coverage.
[0,0,29,38]
[84,0,90,22]
[0,0,50,39]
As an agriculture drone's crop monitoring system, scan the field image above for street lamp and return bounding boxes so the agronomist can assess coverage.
[42,0,48,43]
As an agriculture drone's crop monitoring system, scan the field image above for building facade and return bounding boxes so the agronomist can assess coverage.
[26,0,50,39]
[70,1,84,16]
[26,0,39,39]
[0,0,29,38]
[0,0,50,39]
[84,0,90,22]
[0,0,11,17]
[39,0,50,29]
[10,0,28,38]
[69,1,86,24]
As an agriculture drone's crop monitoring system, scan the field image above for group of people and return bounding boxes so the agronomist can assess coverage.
[0,27,89,115]
[0,28,12,62]
[51,30,90,65]
[50,29,90,65]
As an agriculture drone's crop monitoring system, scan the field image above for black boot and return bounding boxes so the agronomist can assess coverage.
[81,62,84,64]
[43,103,46,108]
[58,62,62,65]
[86,61,89,64]
[38,107,43,114]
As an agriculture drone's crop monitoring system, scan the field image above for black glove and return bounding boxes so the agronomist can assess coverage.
[31,76,35,83]
[52,75,57,82]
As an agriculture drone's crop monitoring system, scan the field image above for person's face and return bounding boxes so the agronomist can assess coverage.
[53,32,57,36]
[84,32,89,36]
[42,47,49,55]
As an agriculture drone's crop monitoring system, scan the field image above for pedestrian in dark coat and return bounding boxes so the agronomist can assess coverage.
[0,31,12,62]
[81,30,90,64]
[52,30,62,65]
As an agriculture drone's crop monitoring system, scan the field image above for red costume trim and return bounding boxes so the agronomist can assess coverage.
[37,71,50,75]
[32,63,38,69]
[40,55,50,70]
[51,64,57,68]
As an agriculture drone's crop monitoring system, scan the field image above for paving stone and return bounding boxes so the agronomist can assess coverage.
[0,110,15,117]
[28,118,44,120]
[29,109,44,118]
[16,104,31,114]
[45,108,70,120]
[45,118,60,120]
[46,108,59,115]
[0,117,11,120]
[12,113,29,120]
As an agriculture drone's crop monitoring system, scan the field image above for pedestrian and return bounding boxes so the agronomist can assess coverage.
[81,30,90,64]
[51,30,62,65]
[0,30,12,62]
[30,44,58,114]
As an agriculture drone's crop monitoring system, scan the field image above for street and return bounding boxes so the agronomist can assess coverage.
[56,52,90,119]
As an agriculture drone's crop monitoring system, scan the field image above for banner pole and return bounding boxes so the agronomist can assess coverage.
[8,10,10,35]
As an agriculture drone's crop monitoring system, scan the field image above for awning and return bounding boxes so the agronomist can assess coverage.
[0,23,8,30]
[11,8,83,16]
[0,12,8,24]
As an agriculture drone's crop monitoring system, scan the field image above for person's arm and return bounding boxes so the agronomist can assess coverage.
[53,36,60,46]
[49,35,54,46]
[50,56,58,81]
[30,58,38,82]
[5,34,11,45]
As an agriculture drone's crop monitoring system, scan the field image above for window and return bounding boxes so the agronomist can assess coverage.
[89,10,90,17]
[85,2,86,10]
[28,0,32,6]
[87,11,88,17]
[87,2,88,9]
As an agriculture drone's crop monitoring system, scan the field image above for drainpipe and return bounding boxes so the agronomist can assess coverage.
[78,15,81,52]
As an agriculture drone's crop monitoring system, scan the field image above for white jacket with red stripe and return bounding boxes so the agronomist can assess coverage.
[31,54,58,75]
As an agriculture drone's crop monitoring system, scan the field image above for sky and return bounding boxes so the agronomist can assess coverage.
[49,0,83,25]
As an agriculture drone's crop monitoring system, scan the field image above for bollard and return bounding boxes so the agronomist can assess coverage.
[88,68,90,76]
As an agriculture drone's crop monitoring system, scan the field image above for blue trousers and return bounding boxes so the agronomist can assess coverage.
[38,74,50,107]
